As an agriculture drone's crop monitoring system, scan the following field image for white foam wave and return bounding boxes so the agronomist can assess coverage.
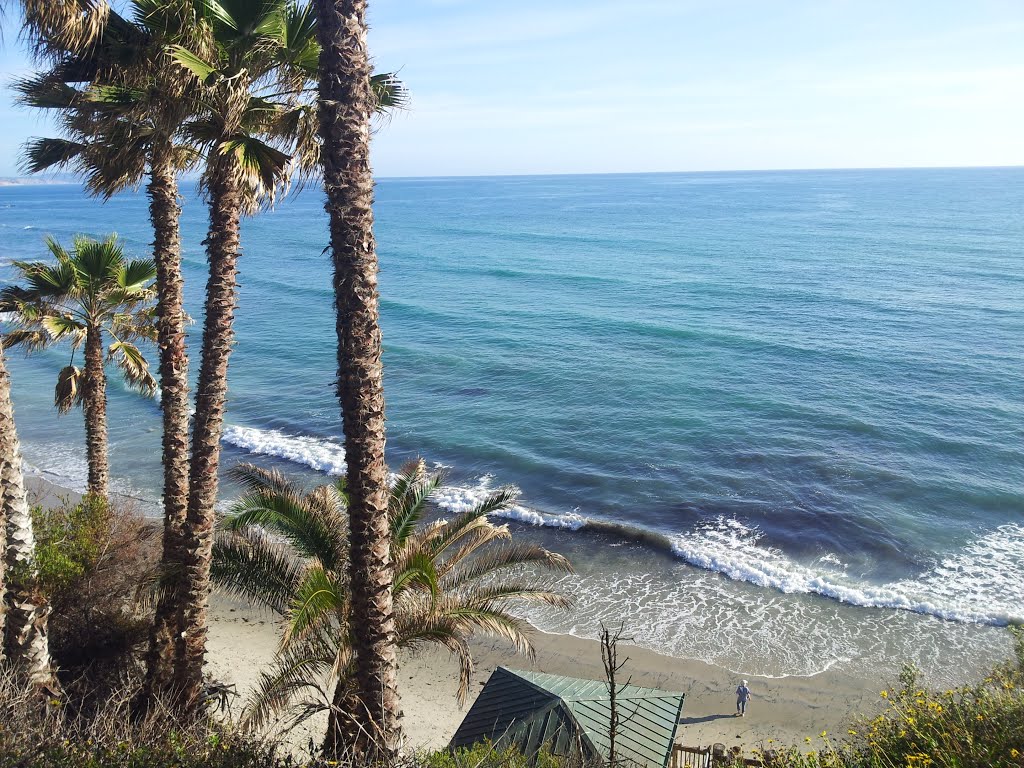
[222,425,348,475]
[670,518,1024,625]
[219,425,586,529]
[218,423,1022,627]
[431,474,587,530]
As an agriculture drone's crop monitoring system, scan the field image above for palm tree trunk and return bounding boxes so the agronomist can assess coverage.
[323,679,364,758]
[82,323,109,498]
[0,347,57,692]
[314,0,402,756]
[140,141,191,703]
[172,153,242,707]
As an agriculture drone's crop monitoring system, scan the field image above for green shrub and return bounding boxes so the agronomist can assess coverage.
[33,495,111,592]
[30,496,160,697]
[424,740,570,768]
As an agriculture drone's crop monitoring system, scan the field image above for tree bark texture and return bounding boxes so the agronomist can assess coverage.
[172,153,242,706]
[314,0,402,757]
[82,323,109,499]
[140,142,192,703]
[0,348,57,691]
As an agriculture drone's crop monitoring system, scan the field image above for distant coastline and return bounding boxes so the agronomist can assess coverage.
[0,177,78,187]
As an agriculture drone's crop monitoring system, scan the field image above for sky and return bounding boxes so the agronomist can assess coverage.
[2,0,1024,177]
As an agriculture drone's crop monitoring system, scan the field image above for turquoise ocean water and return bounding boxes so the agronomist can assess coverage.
[1,168,1021,683]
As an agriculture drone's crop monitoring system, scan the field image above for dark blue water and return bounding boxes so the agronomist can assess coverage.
[1,168,1021,680]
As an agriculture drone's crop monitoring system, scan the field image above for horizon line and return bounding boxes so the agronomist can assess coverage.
[3,162,1023,186]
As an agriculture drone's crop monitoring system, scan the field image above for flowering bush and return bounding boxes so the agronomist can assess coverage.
[736,626,1024,768]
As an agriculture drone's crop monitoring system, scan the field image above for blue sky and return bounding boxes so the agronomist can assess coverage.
[2,0,1024,177]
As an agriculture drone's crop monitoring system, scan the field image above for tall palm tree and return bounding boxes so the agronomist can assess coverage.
[1,235,158,499]
[212,461,573,755]
[166,0,323,707]
[12,0,203,703]
[311,0,400,754]
[0,345,58,692]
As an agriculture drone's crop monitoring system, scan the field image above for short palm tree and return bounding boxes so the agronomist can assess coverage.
[211,461,573,754]
[1,234,157,499]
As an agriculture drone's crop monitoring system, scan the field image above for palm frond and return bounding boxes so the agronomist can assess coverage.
[107,340,156,395]
[54,364,85,414]
[242,644,334,732]
[284,566,345,648]
[425,486,521,559]
[225,482,344,569]
[389,460,440,550]
[42,313,87,344]
[370,72,408,114]
[220,133,291,198]
[392,549,439,599]
[116,257,157,291]
[442,542,574,590]
[210,528,302,613]
[2,329,52,353]
[169,44,218,84]
[14,75,83,110]
[459,580,572,611]
[20,137,88,175]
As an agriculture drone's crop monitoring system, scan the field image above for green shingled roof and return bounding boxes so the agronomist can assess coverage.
[450,668,685,768]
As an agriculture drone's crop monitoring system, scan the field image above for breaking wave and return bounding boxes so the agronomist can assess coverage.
[218,423,1024,628]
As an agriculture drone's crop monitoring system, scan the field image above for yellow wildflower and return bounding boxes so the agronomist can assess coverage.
[880,690,889,698]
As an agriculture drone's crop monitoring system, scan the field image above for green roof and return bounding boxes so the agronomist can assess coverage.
[450,667,685,768]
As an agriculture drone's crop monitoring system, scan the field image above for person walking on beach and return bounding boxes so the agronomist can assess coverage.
[736,680,752,716]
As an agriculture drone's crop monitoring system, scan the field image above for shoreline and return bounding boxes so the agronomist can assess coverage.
[22,475,974,754]
[207,593,882,754]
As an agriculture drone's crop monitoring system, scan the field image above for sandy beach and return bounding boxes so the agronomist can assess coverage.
[206,592,883,756]
[27,473,883,756]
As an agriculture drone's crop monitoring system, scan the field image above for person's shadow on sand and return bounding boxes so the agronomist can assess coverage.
[678,714,735,725]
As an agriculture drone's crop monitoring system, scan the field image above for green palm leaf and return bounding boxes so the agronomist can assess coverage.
[169,44,219,84]
[107,341,157,395]
[211,528,302,613]
[42,313,87,346]
[116,257,158,292]
[225,483,344,568]
[442,542,574,590]
[285,566,345,648]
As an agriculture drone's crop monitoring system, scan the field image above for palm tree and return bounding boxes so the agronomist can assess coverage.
[212,461,573,755]
[166,0,324,707]
[12,1,203,703]
[1,234,158,499]
[0,345,58,692]
[311,0,400,753]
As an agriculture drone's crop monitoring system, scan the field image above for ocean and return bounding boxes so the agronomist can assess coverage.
[1,168,1021,684]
